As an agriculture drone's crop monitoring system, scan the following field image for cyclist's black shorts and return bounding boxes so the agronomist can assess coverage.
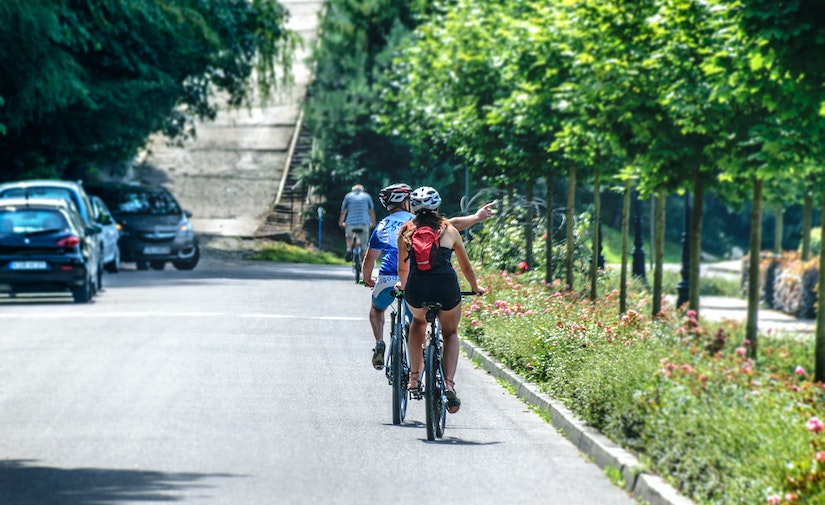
[405,268,461,311]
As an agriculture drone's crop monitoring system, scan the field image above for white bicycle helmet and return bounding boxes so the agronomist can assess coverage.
[378,183,412,209]
[409,186,441,214]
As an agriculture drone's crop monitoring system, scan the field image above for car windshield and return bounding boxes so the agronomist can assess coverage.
[0,209,68,234]
[0,187,74,201]
[109,188,181,216]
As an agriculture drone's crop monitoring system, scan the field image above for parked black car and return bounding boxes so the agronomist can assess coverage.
[86,183,199,271]
[0,180,105,291]
[0,197,101,302]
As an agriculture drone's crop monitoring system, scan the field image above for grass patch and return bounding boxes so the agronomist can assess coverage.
[253,241,347,264]
[600,225,683,264]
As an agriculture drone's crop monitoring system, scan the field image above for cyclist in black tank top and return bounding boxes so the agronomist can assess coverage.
[396,186,485,414]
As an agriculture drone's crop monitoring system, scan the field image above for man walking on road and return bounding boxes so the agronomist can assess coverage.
[339,184,375,261]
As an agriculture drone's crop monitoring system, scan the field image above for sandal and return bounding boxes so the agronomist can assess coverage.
[408,370,421,398]
[445,379,460,414]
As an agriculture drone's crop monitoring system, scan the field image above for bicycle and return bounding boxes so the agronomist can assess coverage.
[415,291,477,441]
[385,288,410,425]
[348,227,364,283]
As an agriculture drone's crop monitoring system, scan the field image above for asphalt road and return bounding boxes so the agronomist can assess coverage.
[0,258,637,505]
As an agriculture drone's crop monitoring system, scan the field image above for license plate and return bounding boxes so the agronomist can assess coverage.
[9,261,48,270]
[143,246,170,255]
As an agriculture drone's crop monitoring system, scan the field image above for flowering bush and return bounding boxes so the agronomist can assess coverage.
[462,267,823,505]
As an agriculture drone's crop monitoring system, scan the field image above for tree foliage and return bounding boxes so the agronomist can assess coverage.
[0,0,295,180]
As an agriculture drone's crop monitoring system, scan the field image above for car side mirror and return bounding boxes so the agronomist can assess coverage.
[185,210,193,218]
[86,225,103,235]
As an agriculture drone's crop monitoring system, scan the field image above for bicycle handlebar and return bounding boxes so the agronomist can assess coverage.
[461,291,482,296]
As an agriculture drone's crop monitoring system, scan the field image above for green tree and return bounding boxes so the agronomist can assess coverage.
[381,0,573,281]
[0,0,295,180]
[302,0,427,217]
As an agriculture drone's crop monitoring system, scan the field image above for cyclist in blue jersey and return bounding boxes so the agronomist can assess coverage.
[363,183,493,370]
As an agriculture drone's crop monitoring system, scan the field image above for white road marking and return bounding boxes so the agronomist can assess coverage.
[0,311,366,321]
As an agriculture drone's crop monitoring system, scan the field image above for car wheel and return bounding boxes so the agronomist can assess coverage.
[173,245,200,271]
[96,259,104,292]
[105,247,121,273]
[150,260,166,271]
[71,275,93,303]
[136,261,149,270]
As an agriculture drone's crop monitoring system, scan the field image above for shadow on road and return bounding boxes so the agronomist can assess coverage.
[422,438,502,446]
[0,460,240,504]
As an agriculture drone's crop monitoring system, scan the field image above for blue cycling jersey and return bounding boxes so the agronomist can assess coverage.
[368,210,414,276]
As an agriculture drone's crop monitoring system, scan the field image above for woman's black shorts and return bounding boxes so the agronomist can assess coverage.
[404,268,462,311]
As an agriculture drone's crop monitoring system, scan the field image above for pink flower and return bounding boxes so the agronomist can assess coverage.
[517,261,528,272]
[795,366,806,376]
[817,451,825,463]
[766,494,781,505]
[806,417,824,434]
[735,347,747,358]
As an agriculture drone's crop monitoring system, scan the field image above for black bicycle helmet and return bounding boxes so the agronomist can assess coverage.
[379,183,412,210]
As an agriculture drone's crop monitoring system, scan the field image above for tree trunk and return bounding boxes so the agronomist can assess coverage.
[565,163,576,291]
[802,191,812,261]
[525,178,535,271]
[746,178,763,358]
[545,174,554,284]
[688,173,705,314]
[590,169,601,301]
[620,179,630,314]
[774,206,784,256]
[816,184,825,381]
[652,189,666,317]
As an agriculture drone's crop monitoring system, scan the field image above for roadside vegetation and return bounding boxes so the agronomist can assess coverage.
[461,264,823,505]
[253,241,346,265]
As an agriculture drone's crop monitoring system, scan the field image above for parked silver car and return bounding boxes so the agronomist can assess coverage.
[91,195,121,273]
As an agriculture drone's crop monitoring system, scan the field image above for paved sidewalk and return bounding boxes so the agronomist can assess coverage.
[698,296,814,335]
[686,260,814,335]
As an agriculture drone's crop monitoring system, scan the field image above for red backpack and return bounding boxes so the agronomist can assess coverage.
[410,224,445,271]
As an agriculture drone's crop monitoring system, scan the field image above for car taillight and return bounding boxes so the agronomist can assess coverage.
[56,236,80,247]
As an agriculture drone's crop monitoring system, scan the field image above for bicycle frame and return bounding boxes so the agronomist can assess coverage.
[386,290,410,425]
[420,301,446,441]
[349,227,364,283]
[418,291,477,441]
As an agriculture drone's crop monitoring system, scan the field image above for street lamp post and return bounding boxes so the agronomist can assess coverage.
[676,191,691,308]
[317,206,324,251]
[632,190,646,282]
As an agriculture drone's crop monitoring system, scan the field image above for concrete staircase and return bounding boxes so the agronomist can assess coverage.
[138,0,323,242]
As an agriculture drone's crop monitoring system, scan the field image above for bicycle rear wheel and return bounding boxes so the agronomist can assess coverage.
[353,247,362,283]
[391,320,408,425]
[424,344,446,440]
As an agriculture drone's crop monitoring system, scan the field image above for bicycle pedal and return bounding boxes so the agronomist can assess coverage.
[409,389,423,400]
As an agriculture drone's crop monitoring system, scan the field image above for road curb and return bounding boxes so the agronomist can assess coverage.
[460,339,696,505]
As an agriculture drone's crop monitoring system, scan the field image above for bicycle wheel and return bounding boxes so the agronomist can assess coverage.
[424,343,446,440]
[391,317,408,425]
[353,247,362,283]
